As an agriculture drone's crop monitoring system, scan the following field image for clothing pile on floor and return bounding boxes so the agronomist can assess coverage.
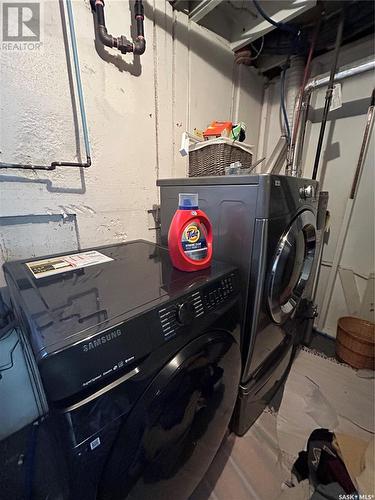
[284,428,374,499]
[277,348,374,499]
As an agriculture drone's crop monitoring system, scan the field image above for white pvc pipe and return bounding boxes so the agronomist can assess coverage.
[305,59,375,92]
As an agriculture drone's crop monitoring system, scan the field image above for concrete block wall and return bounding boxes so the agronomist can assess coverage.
[0,0,264,287]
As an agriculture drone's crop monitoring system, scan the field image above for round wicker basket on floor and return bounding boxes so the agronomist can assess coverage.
[336,316,375,369]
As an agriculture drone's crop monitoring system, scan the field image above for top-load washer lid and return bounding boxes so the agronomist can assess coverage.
[4,240,239,402]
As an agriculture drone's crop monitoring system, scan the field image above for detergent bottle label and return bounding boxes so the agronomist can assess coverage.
[181,221,208,261]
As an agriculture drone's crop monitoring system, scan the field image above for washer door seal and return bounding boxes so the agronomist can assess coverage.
[268,210,317,325]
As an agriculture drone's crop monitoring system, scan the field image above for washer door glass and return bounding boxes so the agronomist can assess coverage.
[98,330,241,500]
[268,210,316,324]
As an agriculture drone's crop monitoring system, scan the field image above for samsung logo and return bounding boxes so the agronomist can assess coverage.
[82,329,122,352]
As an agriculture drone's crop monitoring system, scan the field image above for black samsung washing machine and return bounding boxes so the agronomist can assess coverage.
[4,240,241,500]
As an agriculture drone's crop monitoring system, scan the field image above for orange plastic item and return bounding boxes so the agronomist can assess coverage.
[203,121,232,138]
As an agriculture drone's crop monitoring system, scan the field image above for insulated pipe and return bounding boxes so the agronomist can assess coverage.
[92,0,145,56]
[312,11,345,180]
[0,0,91,171]
[291,91,311,176]
[286,18,321,176]
[284,56,305,175]
[286,56,305,131]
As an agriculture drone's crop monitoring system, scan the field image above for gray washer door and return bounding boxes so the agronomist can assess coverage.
[268,210,316,325]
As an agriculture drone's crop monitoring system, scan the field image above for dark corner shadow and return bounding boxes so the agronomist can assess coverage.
[91,0,142,76]
[148,2,235,82]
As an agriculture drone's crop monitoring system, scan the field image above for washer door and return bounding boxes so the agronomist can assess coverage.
[98,330,241,500]
[268,210,316,324]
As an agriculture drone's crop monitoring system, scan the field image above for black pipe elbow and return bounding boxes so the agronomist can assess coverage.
[133,36,145,55]
[92,0,145,56]
[97,25,115,48]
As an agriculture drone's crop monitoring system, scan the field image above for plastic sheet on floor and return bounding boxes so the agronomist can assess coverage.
[277,348,374,461]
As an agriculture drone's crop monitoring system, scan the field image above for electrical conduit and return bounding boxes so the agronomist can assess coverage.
[0,0,91,171]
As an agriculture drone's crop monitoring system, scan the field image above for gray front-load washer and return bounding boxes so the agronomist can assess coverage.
[157,174,318,435]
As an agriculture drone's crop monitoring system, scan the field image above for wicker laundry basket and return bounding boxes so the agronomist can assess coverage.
[188,137,253,177]
[336,316,375,369]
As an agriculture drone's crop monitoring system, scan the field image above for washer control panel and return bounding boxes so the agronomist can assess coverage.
[158,272,237,340]
[202,275,234,309]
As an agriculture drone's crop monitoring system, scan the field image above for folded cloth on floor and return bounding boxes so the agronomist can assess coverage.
[292,428,357,494]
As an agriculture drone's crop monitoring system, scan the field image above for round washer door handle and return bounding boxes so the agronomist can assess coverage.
[176,302,195,325]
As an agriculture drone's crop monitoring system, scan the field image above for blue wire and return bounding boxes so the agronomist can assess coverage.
[252,0,300,146]
[280,67,291,145]
[253,0,299,35]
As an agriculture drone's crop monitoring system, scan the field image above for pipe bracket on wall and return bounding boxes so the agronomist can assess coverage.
[0,0,91,171]
[91,0,146,56]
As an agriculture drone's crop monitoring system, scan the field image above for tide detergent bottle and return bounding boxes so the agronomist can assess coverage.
[168,193,213,272]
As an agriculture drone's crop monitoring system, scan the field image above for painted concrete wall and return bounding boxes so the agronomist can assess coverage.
[258,37,375,336]
[0,0,264,287]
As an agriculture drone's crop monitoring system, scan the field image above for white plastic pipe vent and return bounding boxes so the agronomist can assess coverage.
[286,56,305,132]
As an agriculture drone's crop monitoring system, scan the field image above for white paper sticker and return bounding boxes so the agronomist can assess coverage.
[90,437,101,451]
[330,83,342,111]
[26,250,113,279]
